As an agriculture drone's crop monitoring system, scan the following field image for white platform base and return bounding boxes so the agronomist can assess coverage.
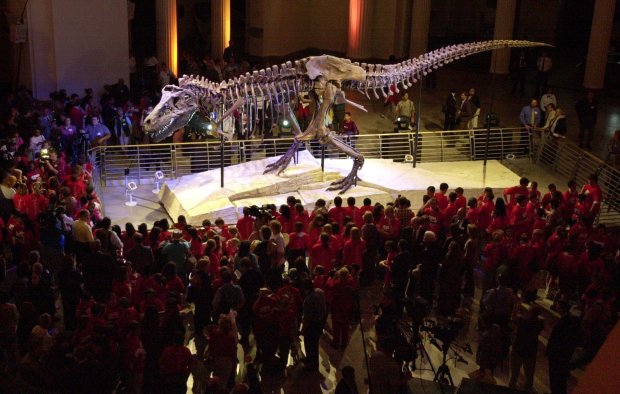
[155,150,522,225]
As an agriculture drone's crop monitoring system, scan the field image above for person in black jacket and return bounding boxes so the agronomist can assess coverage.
[547,302,583,394]
[57,255,82,331]
[238,257,264,348]
[444,91,457,132]
[186,269,213,357]
[390,239,413,317]
[575,91,598,149]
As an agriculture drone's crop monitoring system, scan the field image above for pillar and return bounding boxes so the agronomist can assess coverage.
[490,0,517,74]
[211,0,231,60]
[583,0,616,89]
[347,0,373,59]
[409,0,431,58]
[156,0,177,76]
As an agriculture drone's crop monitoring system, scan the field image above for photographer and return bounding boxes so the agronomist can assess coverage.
[39,148,64,178]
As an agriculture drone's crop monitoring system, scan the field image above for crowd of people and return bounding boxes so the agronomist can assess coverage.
[0,143,616,393]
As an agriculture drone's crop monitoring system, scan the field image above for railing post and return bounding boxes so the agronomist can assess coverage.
[321,144,325,172]
[483,115,491,167]
[99,147,106,188]
[220,136,225,188]
[136,146,141,183]
[170,144,177,179]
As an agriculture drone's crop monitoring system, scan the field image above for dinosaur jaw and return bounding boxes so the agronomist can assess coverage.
[144,110,195,142]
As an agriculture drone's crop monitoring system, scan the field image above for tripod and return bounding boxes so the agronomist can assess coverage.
[433,342,454,387]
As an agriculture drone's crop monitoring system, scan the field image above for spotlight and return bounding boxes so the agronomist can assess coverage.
[125,181,138,207]
[282,119,290,127]
[152,170,165,194]
[206,124,214,131]
[404,154,414,163]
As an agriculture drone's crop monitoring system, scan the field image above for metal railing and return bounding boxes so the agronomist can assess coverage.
[88,127,532,186]
[88,126,619,225]
[535,132,620,225]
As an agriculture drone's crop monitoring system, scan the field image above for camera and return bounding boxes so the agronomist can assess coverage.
[39,148,50,164]
[248,205,275,222]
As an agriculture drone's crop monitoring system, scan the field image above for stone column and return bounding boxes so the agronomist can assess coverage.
[156,0,177,75]
[211,0,231,60]
[489,0,516,74]
[583,0,616,89]
[409,0,431,58]
[347,0,373,59]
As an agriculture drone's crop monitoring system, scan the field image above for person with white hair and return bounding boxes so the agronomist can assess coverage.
[418,231,442,302]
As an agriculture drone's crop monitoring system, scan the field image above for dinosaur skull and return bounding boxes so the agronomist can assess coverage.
[143,85,198,142]
[306,55,366,82]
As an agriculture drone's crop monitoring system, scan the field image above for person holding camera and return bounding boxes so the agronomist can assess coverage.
[85,116,111,147]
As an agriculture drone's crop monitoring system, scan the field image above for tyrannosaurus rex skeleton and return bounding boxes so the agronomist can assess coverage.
[143,40,549,193]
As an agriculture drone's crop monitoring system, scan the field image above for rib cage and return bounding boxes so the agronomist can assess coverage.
[178,39,549,105]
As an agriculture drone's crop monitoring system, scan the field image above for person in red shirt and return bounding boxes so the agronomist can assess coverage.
[510,196,532,238]
[422,198,444,235]
[252,289,279,368]
[123,321,146,394]
[529,181,541,201]
[525,192,540,221]
[342,227,366,267]
[443,192,458,228]
[486,198,510,235]
[541,183,557,208]
[327,267,356,348]
[503,177,530,209]
[236,207,255,240]
[454,187,467,211]
[426,185,436,200]
[328,196,347,229]
[482,231,505,295]
[12,183,28,215]
[293,203,310,230]
[277,204,295,234]
[25,182,49,222]
[477,192,495,232]
[358,198,374,220]
[466,197,479,227]
[581,173,603,225]
[159,333,193,393]
[563,180,579,222]
[573,193,592,225]
[309,233,337,272]
[377,205,400,243]
[307,214,326,247]
[213,217,231,241]
[436,182,449,211]
[556,246,579,301]
[344,196,362,228]
[287,221,310,264]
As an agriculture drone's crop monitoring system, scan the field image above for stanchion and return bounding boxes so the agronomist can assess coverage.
[483,114,491,167]
[321,144,325,172]
[413,75,423,168]
[220,135,224,188]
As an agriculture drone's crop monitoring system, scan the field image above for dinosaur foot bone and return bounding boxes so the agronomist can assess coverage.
[263,139,301,175]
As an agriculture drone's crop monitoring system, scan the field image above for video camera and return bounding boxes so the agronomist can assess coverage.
[420,317,464,349]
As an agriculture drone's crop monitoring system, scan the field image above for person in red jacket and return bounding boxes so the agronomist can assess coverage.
[342,227,366,267]
[327,267,356,348]
[252,289,279,369]
[482,231,505,296]
[159,332,193,394]
[541,183,557,208]
[294,203,310,230]
[477,192,495,232]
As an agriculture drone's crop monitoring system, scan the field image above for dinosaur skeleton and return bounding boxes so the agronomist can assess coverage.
[143,39,549,193]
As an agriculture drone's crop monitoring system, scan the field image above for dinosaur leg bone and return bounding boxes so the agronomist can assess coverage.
[324,131,365,194]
